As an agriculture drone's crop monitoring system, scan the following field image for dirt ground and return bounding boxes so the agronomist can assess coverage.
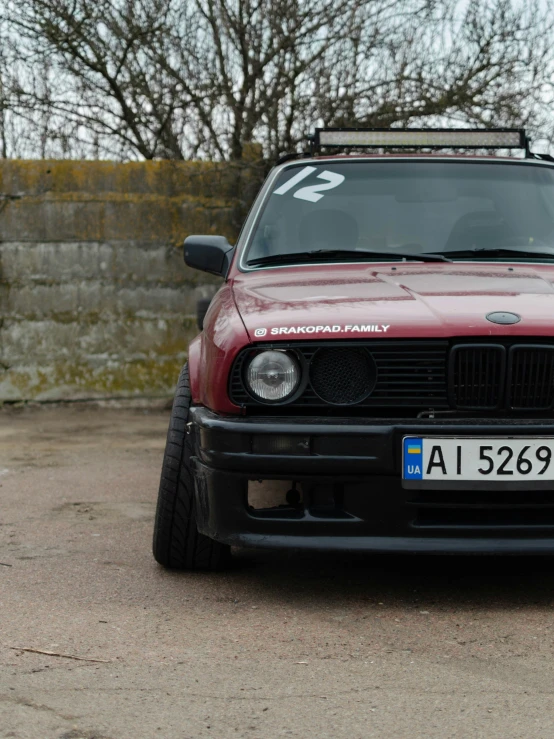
[2,406,554,739]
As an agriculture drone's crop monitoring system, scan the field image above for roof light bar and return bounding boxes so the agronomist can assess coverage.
[314,128,527,151]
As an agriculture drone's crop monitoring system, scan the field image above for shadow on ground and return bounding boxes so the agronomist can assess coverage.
[167,549,554,612]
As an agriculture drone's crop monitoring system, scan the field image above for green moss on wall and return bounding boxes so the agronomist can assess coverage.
[1,356,187,400]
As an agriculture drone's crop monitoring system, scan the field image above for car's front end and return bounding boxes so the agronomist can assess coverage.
[191,264,554,554]
[154,128,554,569]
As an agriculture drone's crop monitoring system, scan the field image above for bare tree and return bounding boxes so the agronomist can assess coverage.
[0,51,9,158]
[3,0,554,161]
[6,0,195,159]
[0,16,17,158]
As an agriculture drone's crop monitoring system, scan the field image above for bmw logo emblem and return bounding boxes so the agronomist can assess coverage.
[486,311,521,325]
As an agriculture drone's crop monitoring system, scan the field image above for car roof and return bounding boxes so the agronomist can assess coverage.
[276,153,554,169]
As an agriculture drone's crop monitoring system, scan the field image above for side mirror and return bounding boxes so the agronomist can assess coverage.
[183,235,234,277]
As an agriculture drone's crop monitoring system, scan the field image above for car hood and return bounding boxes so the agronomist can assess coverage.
[231,263,554,341]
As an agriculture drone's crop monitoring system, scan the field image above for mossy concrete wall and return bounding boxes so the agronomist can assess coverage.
[0,159,261,401]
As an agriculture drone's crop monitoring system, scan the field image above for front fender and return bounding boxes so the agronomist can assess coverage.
[188,284,251,413]
[187,334,202,402]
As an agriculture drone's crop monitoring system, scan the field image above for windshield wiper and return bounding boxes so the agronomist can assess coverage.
[428,246,554,260]
[247,249,452,266]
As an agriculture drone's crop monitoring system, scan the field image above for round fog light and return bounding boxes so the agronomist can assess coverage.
[245,350,300,402]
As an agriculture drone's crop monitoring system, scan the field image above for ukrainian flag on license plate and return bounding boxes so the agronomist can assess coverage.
[403,438,423,479]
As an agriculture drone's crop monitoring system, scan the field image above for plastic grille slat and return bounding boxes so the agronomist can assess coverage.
[509,347,554,410]
[451,346,503,410]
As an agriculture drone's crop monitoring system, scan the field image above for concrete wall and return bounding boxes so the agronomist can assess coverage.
[0,159,262,401]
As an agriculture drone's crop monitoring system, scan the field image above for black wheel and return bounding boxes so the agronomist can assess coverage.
[153,363,231,570]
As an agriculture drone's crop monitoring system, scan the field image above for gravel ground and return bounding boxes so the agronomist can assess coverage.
[1,405,554,739]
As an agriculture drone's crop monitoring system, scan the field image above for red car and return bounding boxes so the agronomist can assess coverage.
[153,128,554,570]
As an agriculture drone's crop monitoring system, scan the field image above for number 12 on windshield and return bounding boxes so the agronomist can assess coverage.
[273,166,345,202]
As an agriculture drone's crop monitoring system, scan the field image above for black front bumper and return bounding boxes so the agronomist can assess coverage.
[190,408,554,554]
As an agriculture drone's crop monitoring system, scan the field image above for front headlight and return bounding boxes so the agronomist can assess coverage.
[245,350,300,402]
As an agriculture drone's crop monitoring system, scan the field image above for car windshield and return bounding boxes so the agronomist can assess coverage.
[244,161,554,266]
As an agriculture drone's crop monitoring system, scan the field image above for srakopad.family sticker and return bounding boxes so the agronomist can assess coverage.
[254,324,390,337]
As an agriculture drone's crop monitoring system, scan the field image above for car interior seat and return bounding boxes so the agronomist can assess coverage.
[444,210,513,251]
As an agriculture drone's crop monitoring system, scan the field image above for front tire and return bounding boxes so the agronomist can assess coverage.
[152,364,231,570]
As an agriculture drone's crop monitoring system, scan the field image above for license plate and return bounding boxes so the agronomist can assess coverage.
[402,437,554,488]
